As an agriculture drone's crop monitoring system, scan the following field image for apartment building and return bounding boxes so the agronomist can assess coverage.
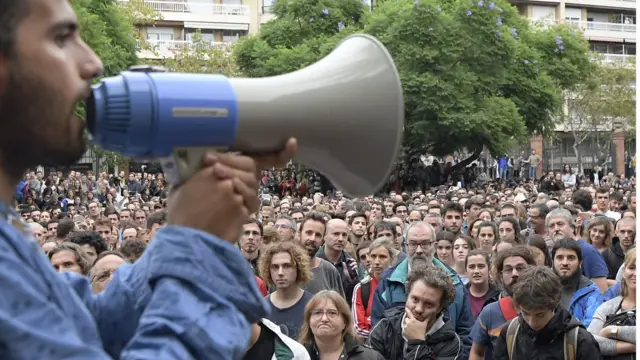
[121,0,275,59]
[513,0,636,176]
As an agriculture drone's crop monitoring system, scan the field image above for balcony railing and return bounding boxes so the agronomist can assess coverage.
[120,0,250,16]
[140,39,229,52]
[596,53,636,63]
[565,20,636,34]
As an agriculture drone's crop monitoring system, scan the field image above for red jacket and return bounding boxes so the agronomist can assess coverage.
[351,276,378,338]
[255,276,268,297]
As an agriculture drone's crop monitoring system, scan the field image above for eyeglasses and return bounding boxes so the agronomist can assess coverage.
[502,264,529,275]
[310,309,340,319]
[274,224,292,230]
[406,241,435,251]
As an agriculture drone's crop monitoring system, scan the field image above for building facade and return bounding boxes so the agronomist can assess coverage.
[515,0,636,177]
[121,0,275,59]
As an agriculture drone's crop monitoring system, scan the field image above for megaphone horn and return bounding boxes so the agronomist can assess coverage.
[86,34,405,198]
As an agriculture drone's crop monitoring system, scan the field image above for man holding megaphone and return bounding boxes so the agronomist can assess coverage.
[0,0,403,359]
[0,1,297,359]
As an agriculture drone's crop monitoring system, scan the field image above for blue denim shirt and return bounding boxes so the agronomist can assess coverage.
[0,217,269,359]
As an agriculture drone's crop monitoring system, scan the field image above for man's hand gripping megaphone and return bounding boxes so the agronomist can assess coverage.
[165,138,297,243]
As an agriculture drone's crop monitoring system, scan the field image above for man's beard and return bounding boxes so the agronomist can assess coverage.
[409,253,431,268]
[558,268,581,285]
[503,277,518,296]
[0,62,86,179]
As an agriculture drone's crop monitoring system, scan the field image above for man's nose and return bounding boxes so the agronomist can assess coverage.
[79,42,104,81]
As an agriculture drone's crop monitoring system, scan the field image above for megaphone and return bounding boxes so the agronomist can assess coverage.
[86,34,404,197]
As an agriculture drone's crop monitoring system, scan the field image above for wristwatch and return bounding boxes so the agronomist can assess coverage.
[611,326,619,336]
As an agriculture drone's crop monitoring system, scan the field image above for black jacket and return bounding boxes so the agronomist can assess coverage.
[602,238,626,279]
[305,336,384,360]
[493,308,602,360]
[367,309,465,360]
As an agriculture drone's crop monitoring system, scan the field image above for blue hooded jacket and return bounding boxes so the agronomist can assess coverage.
[568,277,604,327]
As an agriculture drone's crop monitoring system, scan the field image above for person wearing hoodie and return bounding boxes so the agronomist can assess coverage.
[493,266,602,360]
[552,239,604,327]
[368,263,466,360]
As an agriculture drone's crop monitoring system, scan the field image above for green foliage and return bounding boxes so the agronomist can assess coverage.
[71,0,142,168]
[234,0,366,77]
[564,59,636,139]
[150,31,238,76]
[234,0,594,160]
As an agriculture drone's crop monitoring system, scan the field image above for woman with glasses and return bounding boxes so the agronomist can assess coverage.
[299,290,383,360]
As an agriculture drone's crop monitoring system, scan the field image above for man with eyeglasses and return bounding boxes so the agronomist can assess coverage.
[371,221,473,356]
[521,203,551,247]
[274,215,296,242]
[469,246,536,360]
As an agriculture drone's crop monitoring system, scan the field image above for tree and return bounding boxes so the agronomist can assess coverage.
[562,58,635,174]
[71,0,156,171]
[233,0,593,175]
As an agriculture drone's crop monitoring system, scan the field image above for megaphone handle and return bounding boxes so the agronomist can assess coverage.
[158,145,288,187]
[159,147,228,187]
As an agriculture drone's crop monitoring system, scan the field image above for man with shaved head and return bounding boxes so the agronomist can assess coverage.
[371,221,474,356]
[315,218,362,302]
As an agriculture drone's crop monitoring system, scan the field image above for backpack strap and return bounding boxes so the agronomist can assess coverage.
[499,297,518,321]
[506,319,520,360]
[361,282,371,312]
[564,327,579,360]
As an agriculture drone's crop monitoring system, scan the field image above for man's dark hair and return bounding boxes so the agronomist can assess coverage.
[355,240,372,259]
[611,191,624,203]
[572,189,593,212]
[348,212,367,226]
[0,0,29,56]
[92,250,128,266]
[289,207,305,218]
[392,202,408,214]
[493,245,535,276]
[299,212,327,233]
[374,221,397,237]
[56,218,75,238]
[443,202,464,216]
[552,237,583,263]
[146,210,167,230]
[244,217,263,235]
[531,203,550,219]
[119,239,147,263]
[68,231,109,255]
[104,206,119,218]
[512,266,562,311]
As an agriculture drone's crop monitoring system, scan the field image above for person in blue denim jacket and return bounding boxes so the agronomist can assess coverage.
[0,2,296,357]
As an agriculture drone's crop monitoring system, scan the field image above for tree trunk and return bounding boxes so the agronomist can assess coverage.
[443,146,483,179]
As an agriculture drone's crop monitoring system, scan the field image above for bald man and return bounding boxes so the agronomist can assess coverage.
[603,217,636,279]
[315,218,362,303]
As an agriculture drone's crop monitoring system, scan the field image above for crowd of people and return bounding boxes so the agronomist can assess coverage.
[14,156,637,360]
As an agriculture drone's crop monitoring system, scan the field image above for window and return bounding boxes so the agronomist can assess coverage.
[222,30,245,43]
[263,0,275,13]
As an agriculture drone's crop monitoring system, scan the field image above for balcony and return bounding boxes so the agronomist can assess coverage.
[137,39,230,59]
[564,0,635,11]
[120,0,251,28]
[596,53,636,63]
[565,20,636,42]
